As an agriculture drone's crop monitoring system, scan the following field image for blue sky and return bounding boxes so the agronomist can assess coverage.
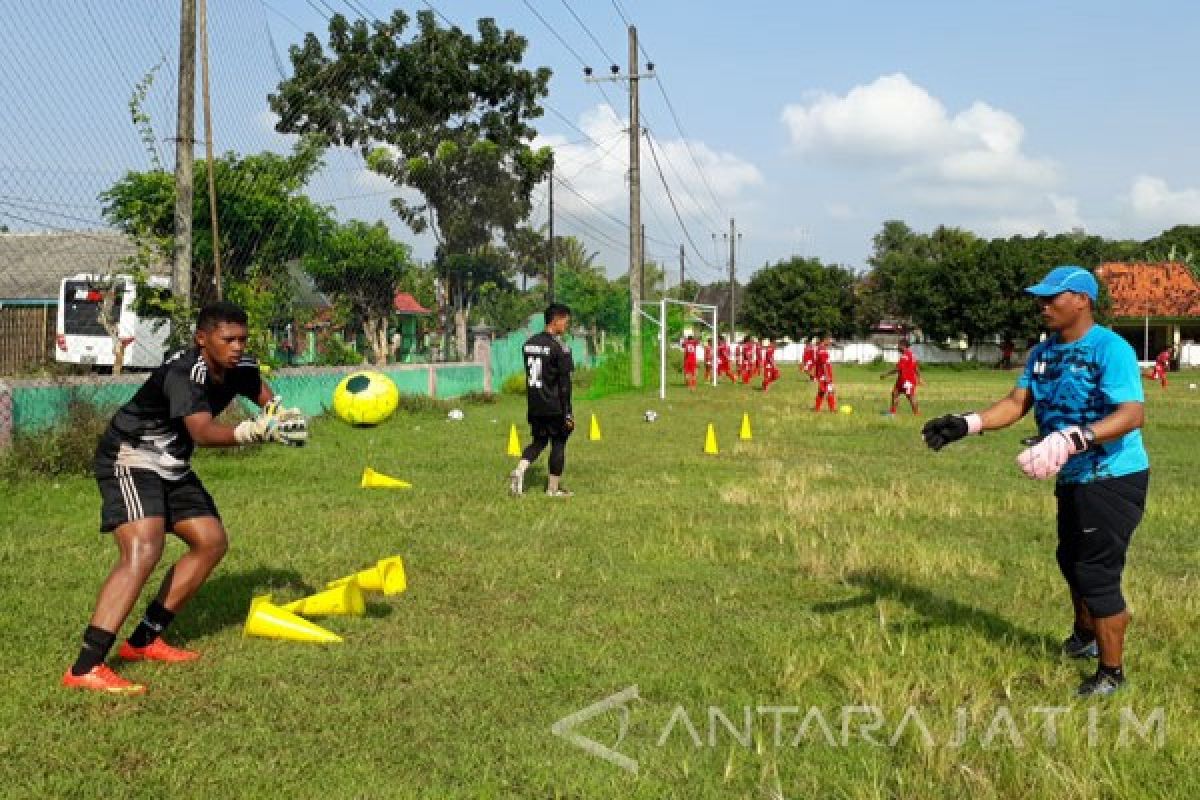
[2,1,1198,284]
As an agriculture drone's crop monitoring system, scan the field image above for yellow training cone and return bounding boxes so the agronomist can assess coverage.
[328,556,407,595]
[377,556,408,595]
[589,413,601,441]
[282,580,366,617]
[507,424,522,457]
[704,423,719,455]
[739,413,752,440]
[361,467,411,489]
[243,595,343,643]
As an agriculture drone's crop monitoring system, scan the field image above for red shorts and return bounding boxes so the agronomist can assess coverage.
[1152,366,1165,379]
[894,378,916,397]
[684,362,697,376]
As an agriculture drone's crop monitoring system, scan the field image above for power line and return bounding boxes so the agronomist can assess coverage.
[643,129,719,272]
[559,0,618,66]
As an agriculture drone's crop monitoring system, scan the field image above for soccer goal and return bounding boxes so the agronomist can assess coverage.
[638,298,720,399]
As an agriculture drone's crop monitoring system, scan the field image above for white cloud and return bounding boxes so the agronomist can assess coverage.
[535,104,763,237]
[1128,175,1200,226]
[991,194,1085,237]
[780,73,1057,207]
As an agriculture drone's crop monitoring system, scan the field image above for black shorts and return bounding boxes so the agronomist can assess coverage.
[1054,470,1149,618]
[528,414,571,440]
[96,466,220,533]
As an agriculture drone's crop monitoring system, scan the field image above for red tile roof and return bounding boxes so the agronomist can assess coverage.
[1095,262,1200,318]
[393,292,432,314]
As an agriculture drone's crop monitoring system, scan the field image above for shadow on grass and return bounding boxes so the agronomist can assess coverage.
[171,566,312,640]
[813,568,1058,657]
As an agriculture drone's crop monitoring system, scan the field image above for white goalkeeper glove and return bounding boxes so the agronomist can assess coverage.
[234,397,308,447]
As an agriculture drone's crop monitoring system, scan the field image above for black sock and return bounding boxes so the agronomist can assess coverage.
[71,626,117,676]
[127,601,176,648]
[1074,624,1096,641]
[1098,663,1124,681]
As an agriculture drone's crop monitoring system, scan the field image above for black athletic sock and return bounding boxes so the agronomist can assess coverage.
[127,601,176,648]
[70,626,117,676]
[1098,663,1125,681]
[1074,624,1096,642]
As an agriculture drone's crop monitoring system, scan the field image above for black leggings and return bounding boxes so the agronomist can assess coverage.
[522,434,568,476]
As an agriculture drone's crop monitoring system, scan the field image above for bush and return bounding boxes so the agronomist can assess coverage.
[0,393,113,479]
[501,372,526,395]
[459,391,498,405]
[395,393,451,414]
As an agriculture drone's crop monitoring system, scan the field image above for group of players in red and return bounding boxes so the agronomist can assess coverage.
[680,333,924,414]
[682,334,782,392]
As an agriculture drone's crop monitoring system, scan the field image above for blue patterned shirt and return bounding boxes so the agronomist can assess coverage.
[1017,325,1148,484]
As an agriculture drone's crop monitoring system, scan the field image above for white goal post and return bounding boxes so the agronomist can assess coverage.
[638,298,720,400]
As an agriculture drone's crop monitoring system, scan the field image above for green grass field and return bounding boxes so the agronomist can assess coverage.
[1,365,1197,799]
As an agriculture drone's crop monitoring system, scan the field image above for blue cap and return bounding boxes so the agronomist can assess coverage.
[1024,265,1098,301]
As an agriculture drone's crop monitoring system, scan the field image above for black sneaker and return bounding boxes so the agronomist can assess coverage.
[1076,670,1125,698]
[1062,630,1098,659]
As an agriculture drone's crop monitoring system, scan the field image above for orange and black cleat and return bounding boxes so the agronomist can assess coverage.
[61,664,147,695]
[118,639,201,663]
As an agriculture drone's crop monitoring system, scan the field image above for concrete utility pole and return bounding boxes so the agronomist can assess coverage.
[173,0,196,305]
[728,218,737,338]
[679,244,685,290]
[639,223,646,299]
[547,161,555,303]
[584,26,654,387]
[199,0,221,300]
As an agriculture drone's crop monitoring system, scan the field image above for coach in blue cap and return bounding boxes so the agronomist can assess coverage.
[921,265,1149,697]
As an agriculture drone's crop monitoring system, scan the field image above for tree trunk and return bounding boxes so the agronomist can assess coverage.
[364,313,389,367]
[454,307,468,362]
[99,283,126,375]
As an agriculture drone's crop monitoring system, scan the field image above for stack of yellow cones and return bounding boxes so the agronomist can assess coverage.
[243,595,343,643]
[704,423,719,455]
[361,467,411,489]
[589,413,601,441]
[507,424,522,457]
[740,413,753,440]
[328,555,407,596]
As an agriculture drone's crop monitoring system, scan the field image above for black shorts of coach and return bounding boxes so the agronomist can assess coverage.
[1054,470,1149,618]
[95,465,221,533]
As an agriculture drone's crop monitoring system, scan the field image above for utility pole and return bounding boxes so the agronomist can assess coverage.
[584,27,655,387]
[679,244,685,290]
[728,218,737,338]
[173,0,196,305]
[547,161,555,303]
[198,0,221,300]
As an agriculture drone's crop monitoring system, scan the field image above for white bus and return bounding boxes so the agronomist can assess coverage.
[55,273,172,370]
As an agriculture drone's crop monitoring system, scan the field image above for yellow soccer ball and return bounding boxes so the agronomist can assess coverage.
[839,404,854,415]
[332,370,399,426]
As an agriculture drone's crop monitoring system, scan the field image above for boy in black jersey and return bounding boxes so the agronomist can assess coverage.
[510,303,575,497]
[62,302,307,694]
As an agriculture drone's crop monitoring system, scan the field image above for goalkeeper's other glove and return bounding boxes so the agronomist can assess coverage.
[563,413,575,433]
[1016,426,1086,480]
[921,412,982,451]
[234,397,308,446]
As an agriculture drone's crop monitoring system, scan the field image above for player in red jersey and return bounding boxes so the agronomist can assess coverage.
[739,336,756,384]
[880,338,922,414]
[754,339,766,378]
[703,336,714,382]
[813,336,837,411]
[760,340,780,391]
[682,334,699,390]
[801,338,816,380]
[1148,347,1172,389]
[717,335,736,382]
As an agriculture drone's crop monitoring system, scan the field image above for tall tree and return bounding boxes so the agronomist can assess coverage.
[101,136,332,306]
[740,257,857,340]
[268,10,553,356]
[304,220,413,366]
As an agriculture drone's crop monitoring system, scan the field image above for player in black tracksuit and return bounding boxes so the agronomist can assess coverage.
[509,303,575,497]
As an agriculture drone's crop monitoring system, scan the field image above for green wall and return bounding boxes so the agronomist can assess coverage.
[9,363,484,433]
[490,314,589,388]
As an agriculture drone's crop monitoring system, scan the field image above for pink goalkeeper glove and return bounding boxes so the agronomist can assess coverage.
[1016,426,1087,480]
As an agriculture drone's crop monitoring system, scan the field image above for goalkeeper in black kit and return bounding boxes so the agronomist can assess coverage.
[62,302,307,695]
[509,303,575,497]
